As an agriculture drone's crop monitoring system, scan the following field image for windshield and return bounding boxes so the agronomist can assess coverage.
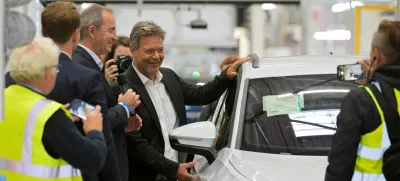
[240,74,357,156]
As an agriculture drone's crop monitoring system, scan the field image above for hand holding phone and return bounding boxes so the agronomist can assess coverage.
[83,105,103,134]
[63,103,81,122]
[68,99,96,120]
[68,99,103,133]
[337,64,365,81]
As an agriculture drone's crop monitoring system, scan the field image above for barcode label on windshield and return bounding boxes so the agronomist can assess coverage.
[263,94,304,117]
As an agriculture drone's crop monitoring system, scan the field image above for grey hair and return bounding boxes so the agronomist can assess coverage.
[129,21,166,49]
[79,4,113,40]
[9,36,59,82]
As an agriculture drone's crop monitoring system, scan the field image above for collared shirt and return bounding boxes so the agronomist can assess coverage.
[132,65,179,166]
[78,44,103,70]
[18,83,42,94]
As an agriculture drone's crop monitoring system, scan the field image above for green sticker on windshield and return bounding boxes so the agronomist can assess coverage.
[263,94,304,117]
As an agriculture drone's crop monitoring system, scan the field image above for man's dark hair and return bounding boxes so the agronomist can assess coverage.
[106,36,130,60]
[41,2,80,44]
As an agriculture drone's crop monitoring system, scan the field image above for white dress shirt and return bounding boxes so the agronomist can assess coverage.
[78,44,103,70]
[132,65,179,168]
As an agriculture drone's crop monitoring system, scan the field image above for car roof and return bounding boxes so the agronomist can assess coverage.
[245,55,369,79]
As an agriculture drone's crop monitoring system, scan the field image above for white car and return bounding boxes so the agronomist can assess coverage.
[169,54,367,181]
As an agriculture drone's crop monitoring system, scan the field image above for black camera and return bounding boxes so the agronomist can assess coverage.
[113,55,132,74]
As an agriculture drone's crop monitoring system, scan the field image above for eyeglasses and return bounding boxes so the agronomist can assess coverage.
[94,25,116,34]
[104,28,117,34]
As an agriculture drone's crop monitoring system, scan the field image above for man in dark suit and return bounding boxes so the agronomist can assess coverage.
[72,4,141,181]
[111,21,250,181]
[4,2,128,181]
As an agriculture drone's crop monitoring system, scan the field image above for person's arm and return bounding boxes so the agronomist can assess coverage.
[82,72,107,114]
[125,133,179,179]
[42,109,107,173]
[325,88,377,181]
[173,68,232,105]
[108,81,138,130]
[108,104,129,130]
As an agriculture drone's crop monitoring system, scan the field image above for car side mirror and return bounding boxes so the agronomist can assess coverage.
[169,121,217,164]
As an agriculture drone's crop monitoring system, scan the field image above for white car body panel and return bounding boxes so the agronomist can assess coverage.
[171,55,369,181]
[231,149,327,181]
[170,122,216,147]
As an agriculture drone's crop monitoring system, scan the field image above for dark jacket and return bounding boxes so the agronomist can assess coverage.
[43,108,107,173]
[110,64,232,181]
[19,84,107,173]
[73,46,129,181]
[325,62,400,181]
[6,54,109,180]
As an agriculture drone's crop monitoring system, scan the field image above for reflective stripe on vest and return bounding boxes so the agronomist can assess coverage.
[352,85,397,180]
[0,99,81,179]
[353,171,387,181]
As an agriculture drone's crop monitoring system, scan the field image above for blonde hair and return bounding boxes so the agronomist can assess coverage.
[8,36,60,82]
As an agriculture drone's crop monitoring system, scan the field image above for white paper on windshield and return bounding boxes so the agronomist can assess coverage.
[263,94,304,117]
[289,109,339,137]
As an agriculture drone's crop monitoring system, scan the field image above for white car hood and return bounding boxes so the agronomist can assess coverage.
[230,149,328,181]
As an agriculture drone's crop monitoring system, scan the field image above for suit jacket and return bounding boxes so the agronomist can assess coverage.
[73,45,129,181]
[110,64,232,181]
[5,53,112,181]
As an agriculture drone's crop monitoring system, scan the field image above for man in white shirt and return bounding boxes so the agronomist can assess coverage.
[111,21,250,181]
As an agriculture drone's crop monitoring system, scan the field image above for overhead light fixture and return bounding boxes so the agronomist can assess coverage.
[314,30,351,40]
[331,1,364,13]
[190,19,207,29]
[190,9,207,29]
[174,6,208,29]
[261,3,277,10]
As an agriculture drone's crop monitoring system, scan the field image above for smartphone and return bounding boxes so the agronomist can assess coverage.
[68,99,95,120]
[337,64,365,81]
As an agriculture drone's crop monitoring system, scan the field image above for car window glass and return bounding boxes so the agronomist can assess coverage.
[240,74,357,156]
[212,95,230,152]
[211,79,238,152]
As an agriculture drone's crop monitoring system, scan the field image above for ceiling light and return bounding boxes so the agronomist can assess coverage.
[351,1,364,8]
[331,2,350,13]
[331,1,364,13]
[314,30,351,40]
[261,3,277,10]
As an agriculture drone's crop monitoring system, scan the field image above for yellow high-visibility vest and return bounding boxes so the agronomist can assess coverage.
[352,86,400,181]
[0,85,83,181]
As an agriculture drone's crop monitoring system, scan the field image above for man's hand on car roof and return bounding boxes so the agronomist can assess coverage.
[225,56,251,79]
